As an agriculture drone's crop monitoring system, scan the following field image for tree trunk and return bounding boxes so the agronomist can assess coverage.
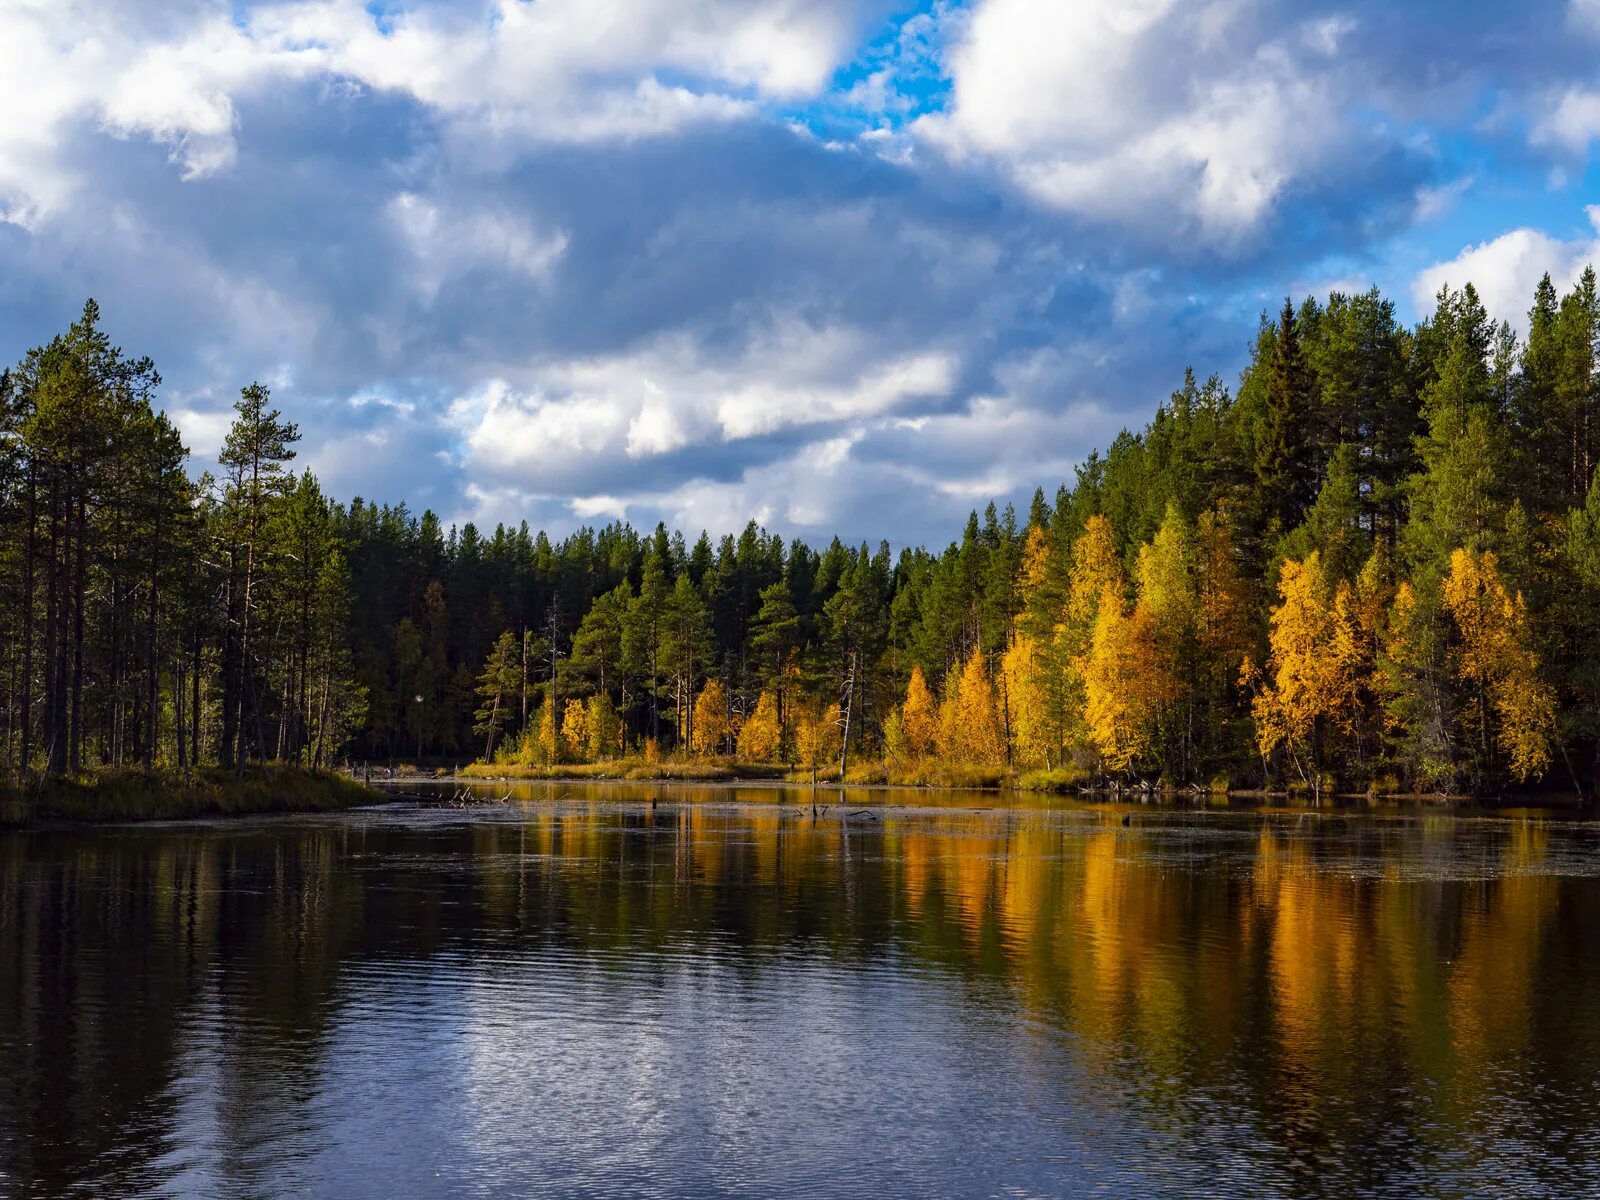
[19,463,35,773]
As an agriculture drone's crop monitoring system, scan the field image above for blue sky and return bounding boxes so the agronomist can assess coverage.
[3,0,1600,546]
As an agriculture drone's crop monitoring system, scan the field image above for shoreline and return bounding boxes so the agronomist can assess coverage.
[369,773,1596,813]
[5,767,1587,832]
[1,767,382,831]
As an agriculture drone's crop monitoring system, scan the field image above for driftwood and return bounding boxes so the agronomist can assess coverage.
[384,787,511,808]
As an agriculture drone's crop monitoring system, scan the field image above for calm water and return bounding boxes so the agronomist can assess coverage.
[4,785,1600,1198]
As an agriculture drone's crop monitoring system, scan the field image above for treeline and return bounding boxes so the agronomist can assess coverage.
[2,270,1598,795]
[0,303,360,779]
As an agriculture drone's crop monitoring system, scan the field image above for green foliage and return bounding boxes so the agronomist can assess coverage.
[6,268,1600,804]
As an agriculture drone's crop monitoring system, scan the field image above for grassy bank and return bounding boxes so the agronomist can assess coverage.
[459,757,790,783]
[462,756,1029,791]
[0,766,380,828]
[461,756,1012,789]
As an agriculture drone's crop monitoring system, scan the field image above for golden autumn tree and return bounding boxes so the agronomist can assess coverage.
[561,698,590,761]
[586,693,620,760]
[737,689,783,760]
[1441,548,1556,781]
[1250,552,1362,796]
[937,650,1005,765]
[1133,504,1196,774]
[1061,514,1127,758]
[900,664,939,757]
[533,701,556,764]
[1066,515,1124,639]
[1080,586,1173,772]
[690,678,731,755]
[1001,633,1055,768]
[794,701,842,768]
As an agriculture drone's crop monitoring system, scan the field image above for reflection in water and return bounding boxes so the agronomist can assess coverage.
[3,784,1600,1197]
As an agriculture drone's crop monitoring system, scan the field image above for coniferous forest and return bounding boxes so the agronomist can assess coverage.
[5,269,1600,798]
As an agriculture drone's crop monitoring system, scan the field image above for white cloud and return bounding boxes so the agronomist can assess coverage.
[1414,175,1475,222]
[389,192,568,303]
[446,321,956,485]
[1411,207,1600,331]
[0,0,870,222]
[1534,89,1600,155]
[916,0,1367,247]
[570,495,631,521]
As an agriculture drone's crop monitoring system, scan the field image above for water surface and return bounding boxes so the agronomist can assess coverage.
[4,783,1600,1198]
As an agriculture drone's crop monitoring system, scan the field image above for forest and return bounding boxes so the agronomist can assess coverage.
[2,268,1598,798]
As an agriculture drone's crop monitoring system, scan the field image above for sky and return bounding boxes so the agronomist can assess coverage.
[3,0,1600,548]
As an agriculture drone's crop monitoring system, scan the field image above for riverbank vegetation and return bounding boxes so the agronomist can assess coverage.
[2,270,1598,803]
[0,766,375,827]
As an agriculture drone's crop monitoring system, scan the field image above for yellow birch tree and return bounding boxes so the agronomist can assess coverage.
[561,698,589,761]
[1080,587,1173,772]
[737,689,782,760]
[691,679,731,755]
[1250,552,1362,794]
[1441,548,1555,781]
[586,693,620,760]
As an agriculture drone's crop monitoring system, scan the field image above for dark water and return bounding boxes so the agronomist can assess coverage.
[4,785,1600,1198]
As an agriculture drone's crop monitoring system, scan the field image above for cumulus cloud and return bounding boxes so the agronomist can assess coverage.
[0,0,879,223]
[445,322,958,492]
[1535,90,1600,155]
[1412,207,1600,331]
[917,0,1386,249]
[10,0,1600,548]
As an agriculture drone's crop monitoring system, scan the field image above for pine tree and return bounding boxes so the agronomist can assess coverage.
[1254,298,1319,534]
[473,630,520,761]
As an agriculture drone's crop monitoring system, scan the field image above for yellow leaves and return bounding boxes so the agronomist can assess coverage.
[1441,548,1556,781]
[1135,505,1196,632]
[794,702,841,768]
[1496,668,1556,782]
[560,698,589,760]
[1001,633,1054,769]
[900,665,939,757]
[1067,514,1124,635]
[535,702,556,764]
[690,678,730,755]
[1081,587,1173,772]
[1251,552,1362,768]
[937,650,1006,766]
[585,693,621,760]
[736,689,783,761]
[1018,524,1057,613]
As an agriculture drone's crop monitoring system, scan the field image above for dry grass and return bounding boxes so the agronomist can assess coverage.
[785,759,1009,790]
[459,757,788,783]
[1015,766,1091,794]
[0,766,378,827]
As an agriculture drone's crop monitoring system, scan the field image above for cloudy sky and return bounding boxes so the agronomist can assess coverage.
[4,0,1600,546]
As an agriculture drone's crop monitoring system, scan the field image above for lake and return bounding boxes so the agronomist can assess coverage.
[3,783,1600,1198]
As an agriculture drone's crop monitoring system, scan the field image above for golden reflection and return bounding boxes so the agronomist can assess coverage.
[3,792,1596,1191]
